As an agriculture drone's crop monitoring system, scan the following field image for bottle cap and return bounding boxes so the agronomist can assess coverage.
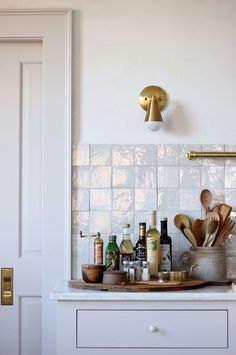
[161,217,168,221]
[123,223,130,228]
[139,222,146,227]
[109,235,117,242]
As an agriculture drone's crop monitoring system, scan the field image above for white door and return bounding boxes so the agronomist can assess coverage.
[0,42,42,355]
[0,10,71,355]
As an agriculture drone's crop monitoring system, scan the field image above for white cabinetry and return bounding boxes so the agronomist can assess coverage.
[51,282,236,355]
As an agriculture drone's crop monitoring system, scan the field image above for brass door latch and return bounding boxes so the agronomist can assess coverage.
[1,268,13,306]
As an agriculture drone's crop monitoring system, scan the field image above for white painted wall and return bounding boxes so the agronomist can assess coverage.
[2,0,236,144]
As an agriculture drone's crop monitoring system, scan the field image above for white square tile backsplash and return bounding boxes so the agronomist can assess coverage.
[71,144,236,279]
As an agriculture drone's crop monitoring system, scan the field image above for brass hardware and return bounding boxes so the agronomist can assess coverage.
[139,85,168,131]
[80,231,100,238]
[139,86,167,111]
[187,151,236,160]
[1,268,13,306]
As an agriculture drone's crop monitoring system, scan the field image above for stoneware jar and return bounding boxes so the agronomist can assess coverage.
[180,246,226,281]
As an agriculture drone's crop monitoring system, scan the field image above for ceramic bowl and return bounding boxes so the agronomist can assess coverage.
[82,264,106,283]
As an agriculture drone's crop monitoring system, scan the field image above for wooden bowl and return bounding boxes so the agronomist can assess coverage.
[82,264,106,283]
[103,270,127,285]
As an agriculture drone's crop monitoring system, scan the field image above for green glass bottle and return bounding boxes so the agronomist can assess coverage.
[105,235,120,270]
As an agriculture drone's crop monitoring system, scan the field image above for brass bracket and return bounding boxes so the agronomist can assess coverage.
[139,85,167,112]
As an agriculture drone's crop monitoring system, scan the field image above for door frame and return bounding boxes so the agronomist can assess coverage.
[0,9,72,355]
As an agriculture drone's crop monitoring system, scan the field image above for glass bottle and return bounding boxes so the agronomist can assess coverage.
[94,232,103,265]
[146,211,160,277]
[129,261,135,282]
[141,261,150,281]
[160,217,172,272]
[135,222,147,262]
[105,235,120,270]
[120,224,134,264]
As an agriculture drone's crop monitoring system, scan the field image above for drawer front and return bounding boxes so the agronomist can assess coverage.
[76,309,228,349]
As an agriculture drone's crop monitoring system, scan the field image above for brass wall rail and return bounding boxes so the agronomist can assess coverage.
[187,151,236,160]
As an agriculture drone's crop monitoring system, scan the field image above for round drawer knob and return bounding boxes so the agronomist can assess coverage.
[149,326,158,333]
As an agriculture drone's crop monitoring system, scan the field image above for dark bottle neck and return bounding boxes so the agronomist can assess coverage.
[161,220,168,237]
[139,225,146,240]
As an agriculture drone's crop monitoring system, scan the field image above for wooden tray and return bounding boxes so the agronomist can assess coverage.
[68,279,231,292]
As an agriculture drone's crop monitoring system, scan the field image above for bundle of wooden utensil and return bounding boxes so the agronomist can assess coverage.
[174,189,235,247]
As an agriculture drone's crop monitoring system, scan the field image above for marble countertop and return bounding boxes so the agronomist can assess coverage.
[50,280,236,301]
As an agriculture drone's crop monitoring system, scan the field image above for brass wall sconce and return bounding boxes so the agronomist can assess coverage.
[139,85,168,131]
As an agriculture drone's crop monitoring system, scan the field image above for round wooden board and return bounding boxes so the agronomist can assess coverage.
[68,279,215,292]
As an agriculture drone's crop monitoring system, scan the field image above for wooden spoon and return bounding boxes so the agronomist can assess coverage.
[204,219,220,247]
[192,219,204,246]
[174,214,191,230]
[200,189,212,215]
[183,227,198,247]
[203,212,220,247]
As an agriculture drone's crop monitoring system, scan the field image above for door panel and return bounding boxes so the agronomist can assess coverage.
[0,42,42,355]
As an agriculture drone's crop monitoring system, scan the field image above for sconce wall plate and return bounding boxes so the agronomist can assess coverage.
[139,85,167,112]
[139,85,168,131]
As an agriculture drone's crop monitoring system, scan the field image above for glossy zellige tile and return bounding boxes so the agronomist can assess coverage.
[225,166,236,188]
[89,211,111,233]
[112,211,134,233]
[202,166,225,189]
[91,144,111,165]
[75,144,90,166]
[201,144,224,166]
[72,189,89,211]
[113,189,134,211]
[135,145,156,165]
[112,167,134,188]
[158,166,179,188]
[179,189,201,211]
[179,167,201,188]
[90,166,111,188]
[157,144,178,165]
[135,167,156,188]
[90,189,111,210]
[135,189,157,211]
[112,145,134,166]
[158,189,179,211]
[72,166,90,189]
[225,189,236,209]
[179,144,202,166]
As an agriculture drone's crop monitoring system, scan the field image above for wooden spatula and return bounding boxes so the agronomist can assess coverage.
[192,219,204,246]
[218,203,232,229]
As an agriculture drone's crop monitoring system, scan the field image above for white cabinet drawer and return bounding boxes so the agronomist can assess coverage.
[76,309,228,349]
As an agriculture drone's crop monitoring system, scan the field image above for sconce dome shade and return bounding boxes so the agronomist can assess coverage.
[145,121,163,131]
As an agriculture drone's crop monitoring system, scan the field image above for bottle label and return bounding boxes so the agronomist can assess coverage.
[147,239,157,251]
[136,246,146,261]
[106,251,119,270]
[121,253,133,263]
[147,238,159,276]
[160,245,171,272]
[94,244,103,265]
